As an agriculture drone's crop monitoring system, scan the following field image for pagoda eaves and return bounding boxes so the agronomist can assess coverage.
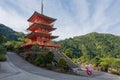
[27,23,56,32]
[25,32,58,40]
[28,11,56,24]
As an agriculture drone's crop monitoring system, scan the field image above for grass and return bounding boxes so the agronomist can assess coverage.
[0,54,7,61]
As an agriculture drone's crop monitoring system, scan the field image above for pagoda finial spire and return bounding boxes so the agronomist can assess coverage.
[41,0,44,14]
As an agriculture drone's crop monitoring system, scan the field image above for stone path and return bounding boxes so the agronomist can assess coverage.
[0,62,54,80]
[0,52,120,80]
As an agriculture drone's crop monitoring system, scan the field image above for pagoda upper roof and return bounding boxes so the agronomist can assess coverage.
[25,32,58,39]
[28,11,56,24]
[27,23,56,31]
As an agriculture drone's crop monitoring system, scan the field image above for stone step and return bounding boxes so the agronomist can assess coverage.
[53,52,77,69]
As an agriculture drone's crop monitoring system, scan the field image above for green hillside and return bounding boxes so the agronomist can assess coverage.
[0,24,20,40]
[58,32,120,59]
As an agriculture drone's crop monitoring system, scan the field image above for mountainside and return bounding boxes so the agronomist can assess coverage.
[58,32,120,59]
[0,24,23,40]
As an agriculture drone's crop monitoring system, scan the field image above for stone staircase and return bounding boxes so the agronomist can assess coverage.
[53,51,77,69]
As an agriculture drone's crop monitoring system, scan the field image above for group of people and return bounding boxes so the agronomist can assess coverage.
[85,64,93,76]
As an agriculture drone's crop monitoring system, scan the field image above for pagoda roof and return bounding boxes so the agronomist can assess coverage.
[25,32,58,39]
[28,11,56,23]
[27,23,56,31]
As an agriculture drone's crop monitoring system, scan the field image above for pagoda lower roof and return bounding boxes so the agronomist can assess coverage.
[27,23,56,31]
[21,41,61,48]
[28,11,56,24]
[25,32,58,39]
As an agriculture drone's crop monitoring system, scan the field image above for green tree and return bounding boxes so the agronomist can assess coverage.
[64,49,72,58]
[44,51,54,64]
[58,57,67,69]
[34,56,43,66]
[112,59,120,72]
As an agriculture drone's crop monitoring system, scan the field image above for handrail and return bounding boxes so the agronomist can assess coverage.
[54,51,77,68]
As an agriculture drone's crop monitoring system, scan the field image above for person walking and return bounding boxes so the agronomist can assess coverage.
[86,64,93,76]
[88,64,93,75]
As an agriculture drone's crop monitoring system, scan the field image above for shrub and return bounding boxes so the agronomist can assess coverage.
[111,70,120,75]
[111,59,120,72]
[24,53,37,63]
[72,58,78,64]
[0,45,6,55]
[58,57,67,69]
[31,43,41,52]
[99,62,109,72]
[91,57,100,67]
[0,54,6,61]
[44,51,54,64]
[34,56,43,66]
[64,49,72,58]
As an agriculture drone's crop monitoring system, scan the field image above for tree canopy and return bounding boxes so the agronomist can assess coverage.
[58,32,120,59]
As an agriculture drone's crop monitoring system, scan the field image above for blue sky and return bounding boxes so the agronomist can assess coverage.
[0,0,120,40]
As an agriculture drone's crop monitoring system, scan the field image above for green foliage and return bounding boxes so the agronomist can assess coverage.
[34,56,43,66]
[80,56,87,63]
[0,45,6,54]
[111,59,120,72]
[58,32,120,61]
[100,58,114,67]
[58,57,67,69]
[64,49,72,58]
[0,54,6,61]
[0,34,6,44]
[0,24,22,40]
[44,51,54,64]
[29,47,54,67]
[111,70,120,75]
[72,58,78,64]
[99,62,109,72]
[4,41,22,52]
[99,58,114,72]
[91,57,100,67]
[31,43,41,52]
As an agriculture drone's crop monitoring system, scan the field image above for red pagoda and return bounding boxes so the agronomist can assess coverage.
[21,1,60,50]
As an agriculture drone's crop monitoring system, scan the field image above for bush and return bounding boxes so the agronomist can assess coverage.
[44,51,54,64]
[91,57,100,67]
[99,62,109,72]
[24,53,37,63]
[111,70,120,75]
[34,56,43,66]
[0,45,6,55]
[58,57,67,69]
[111,59,120,72]
[72,58,78,64]
[0,55,6,61]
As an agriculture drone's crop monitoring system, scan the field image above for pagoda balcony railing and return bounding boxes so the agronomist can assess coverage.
[21,41,60,48]
[35,30,51,35]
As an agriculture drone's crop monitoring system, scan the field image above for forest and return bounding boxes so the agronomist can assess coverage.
[58,32,120,58]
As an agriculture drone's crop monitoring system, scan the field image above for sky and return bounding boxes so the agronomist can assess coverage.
[0,0,120,40]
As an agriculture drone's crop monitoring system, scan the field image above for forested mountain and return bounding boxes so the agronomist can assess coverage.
[58,32,120,59]
[0,24,24,40]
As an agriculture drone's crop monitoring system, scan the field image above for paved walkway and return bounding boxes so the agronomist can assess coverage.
[0,62,54,80]
[0,52,120,80]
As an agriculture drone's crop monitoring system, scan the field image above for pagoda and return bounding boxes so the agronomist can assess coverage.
[21,1,60,50]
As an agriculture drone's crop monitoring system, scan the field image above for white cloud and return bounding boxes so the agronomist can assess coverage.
[0,6,27,32]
